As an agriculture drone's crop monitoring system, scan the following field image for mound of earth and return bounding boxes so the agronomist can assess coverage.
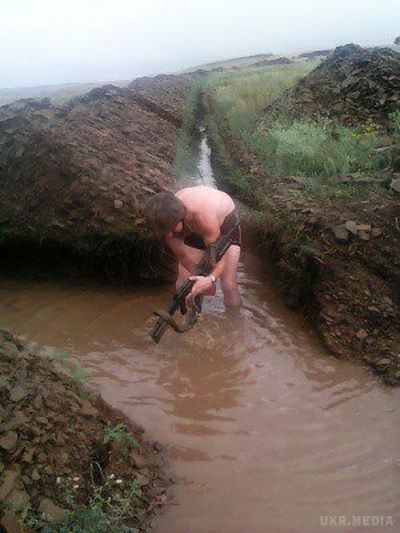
[0,329,168,531]
[128,73,203,127]
[0,73,202,281]
[254,57,293,67]
[298,49,332,60]
[269,44,400,127]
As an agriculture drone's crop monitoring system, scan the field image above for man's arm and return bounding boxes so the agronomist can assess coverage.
[165,235,203,272]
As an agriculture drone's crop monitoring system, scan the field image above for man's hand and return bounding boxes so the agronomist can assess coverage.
[188,275,214,298]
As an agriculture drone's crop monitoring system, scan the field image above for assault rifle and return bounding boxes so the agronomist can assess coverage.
[150,226,236,343]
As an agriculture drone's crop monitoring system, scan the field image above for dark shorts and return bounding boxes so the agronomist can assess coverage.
[184,207,242,250]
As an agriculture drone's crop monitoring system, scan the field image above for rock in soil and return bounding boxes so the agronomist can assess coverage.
[0,432,18,451]
[38,498,68,525]
[1,513,25,533]
[333,225,349,241]
[391,178,400,193]
[345,220,358,235]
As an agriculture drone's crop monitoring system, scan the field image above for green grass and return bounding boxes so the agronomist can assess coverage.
[246,120,390,178]
[102,422,139,452]
[44,347,70,361]
[209,62,316,135]
[389,110,400,137]
[208,62,392,198]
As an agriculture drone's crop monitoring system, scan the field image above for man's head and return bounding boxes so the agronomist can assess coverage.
[144,191,186,239]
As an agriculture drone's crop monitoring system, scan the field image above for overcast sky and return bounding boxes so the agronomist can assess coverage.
[1,0,399,88]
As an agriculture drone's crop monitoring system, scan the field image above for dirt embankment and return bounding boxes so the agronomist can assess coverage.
[0,329,169,531]
[269,44,400,128]
[254,57,294,67]
[297,49,332,60]
[202,48,400,383]
[0,73,203,281]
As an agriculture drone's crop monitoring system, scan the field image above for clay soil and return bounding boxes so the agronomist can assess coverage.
[0,329,169,531]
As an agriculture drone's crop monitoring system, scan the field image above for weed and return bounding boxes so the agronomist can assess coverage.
[65,362,91,384]
[51,507,111,533]
[102,422,140,451]
[35,468,142,532]
[389,110,400,137]
[63,361,94,400]
[44,347,70,361]
[29,342,41,355]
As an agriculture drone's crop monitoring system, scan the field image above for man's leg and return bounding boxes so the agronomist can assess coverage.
[220,245,241,307]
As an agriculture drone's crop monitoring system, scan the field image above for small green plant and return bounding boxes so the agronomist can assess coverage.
[39,467,142,532]
[65,362,91,383]
[63,361,93,400]
[45,347,70,361]
[14,501,42,530]
[5,437,147,531]
[53,507,110,533]
[28,342,41,355]
[389,110,400,137]
[102,422,140,451]
[103,478,142,528]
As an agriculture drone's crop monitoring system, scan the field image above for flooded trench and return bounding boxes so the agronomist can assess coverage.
[1,135,399,532]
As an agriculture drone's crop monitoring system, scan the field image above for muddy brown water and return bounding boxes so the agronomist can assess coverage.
[1,136,399,532]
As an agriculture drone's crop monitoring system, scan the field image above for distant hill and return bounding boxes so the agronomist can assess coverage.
[0,80,130,106]
[182,53,275,72]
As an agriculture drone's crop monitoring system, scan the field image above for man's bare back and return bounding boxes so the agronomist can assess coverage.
[144,186,241,307]
[176,186,235,233]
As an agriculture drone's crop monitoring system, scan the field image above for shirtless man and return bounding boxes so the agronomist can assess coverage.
[144,185,241,307]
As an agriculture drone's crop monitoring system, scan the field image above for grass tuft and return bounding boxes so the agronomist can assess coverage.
[208,62,393,198]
